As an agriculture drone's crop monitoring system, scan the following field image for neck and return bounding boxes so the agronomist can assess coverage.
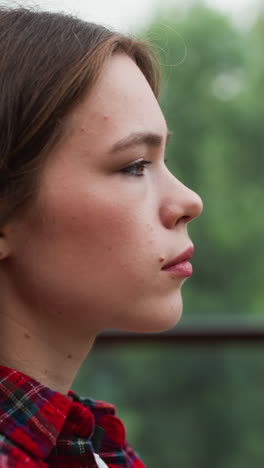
[0,306,96,394]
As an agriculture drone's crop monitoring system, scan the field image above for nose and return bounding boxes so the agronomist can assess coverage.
[159,173,203,230]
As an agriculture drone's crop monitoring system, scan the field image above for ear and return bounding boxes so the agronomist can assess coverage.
[0,225,12,260]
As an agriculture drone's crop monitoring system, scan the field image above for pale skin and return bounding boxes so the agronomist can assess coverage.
[0,54,203,394]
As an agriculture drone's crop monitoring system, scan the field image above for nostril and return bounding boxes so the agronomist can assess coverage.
[176,215,191,226]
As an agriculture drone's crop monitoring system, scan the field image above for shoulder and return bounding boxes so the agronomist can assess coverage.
[0,435,45,467]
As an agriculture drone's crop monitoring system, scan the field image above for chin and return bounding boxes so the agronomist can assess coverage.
[122,297,183,334]
[145,310,182,334]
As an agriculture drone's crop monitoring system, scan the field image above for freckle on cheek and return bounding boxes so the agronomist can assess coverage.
[103,115,109,120]
[24,333,31,339]
[67,354,72,359]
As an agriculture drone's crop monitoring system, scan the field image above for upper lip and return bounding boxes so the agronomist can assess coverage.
[162,245,194,269]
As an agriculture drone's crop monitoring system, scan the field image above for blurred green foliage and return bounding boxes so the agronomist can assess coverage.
[73,3,264,467]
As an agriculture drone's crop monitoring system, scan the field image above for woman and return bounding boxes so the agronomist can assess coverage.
[0,6,203,467]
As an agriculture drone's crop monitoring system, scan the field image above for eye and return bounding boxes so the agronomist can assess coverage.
[120,159,152,177]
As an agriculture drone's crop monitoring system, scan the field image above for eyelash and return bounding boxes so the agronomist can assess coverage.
[121,159,152,177]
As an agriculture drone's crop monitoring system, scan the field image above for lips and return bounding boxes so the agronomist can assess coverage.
[162,246,194,277]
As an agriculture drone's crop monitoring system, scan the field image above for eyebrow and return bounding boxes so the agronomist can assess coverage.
[109,130,172,154]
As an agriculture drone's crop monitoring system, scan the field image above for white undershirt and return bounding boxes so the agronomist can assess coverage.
[94,453,109,468]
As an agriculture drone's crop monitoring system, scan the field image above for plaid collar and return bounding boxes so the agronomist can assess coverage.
[0,366,143,467]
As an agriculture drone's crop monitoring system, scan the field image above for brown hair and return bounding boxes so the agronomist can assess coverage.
[0,7,160,226]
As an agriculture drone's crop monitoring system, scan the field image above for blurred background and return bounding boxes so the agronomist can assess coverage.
[20,0,264,466]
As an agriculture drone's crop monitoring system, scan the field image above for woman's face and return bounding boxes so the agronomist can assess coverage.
[6,54,202,335]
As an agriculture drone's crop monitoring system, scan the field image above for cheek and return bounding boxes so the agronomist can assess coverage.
[55,197,137,253]
[9,189,180,333]
[24,190,153,277]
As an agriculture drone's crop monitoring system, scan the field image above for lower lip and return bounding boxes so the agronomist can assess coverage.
[162,260,193,277]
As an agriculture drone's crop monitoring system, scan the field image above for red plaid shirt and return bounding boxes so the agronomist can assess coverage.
[0,366,146,467]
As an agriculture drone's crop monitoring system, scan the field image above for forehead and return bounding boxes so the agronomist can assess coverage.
[66,53,167,142]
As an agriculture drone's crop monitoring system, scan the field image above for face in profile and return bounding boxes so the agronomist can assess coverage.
[6,53,203,335]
